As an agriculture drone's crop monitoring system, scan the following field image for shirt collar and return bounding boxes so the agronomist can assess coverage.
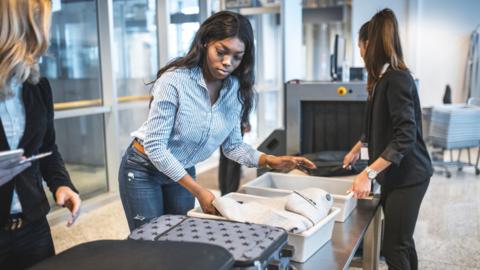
[380,63,390,78]
[191,66,207,89]
[191,66,233,91]
[370,63,390,99]
[1,78,23,101]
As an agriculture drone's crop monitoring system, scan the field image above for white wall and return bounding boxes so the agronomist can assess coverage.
[415,0,480,106]
[352,0,480,106]
[351,0,408,67]
[282,0,304,81]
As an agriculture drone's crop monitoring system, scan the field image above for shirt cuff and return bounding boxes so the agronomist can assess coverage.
[380,146,404,166]
[252,150,263,168]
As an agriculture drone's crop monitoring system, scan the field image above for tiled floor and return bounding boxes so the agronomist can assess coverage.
[50,198,129,252]
[50,165,480,269]
[414,168,480,269]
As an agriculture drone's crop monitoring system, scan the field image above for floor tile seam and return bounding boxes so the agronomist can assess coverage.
[420,258,480,268]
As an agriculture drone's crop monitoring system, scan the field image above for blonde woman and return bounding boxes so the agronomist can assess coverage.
[0,1,81,269]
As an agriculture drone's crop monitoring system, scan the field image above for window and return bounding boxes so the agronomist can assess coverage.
[248,13,283,141]
[168,0,200,59]
[54,114,108,201]
[40,0,102,107]
[113,0,158,98]
[39,0,107,204]
[113,0,159,155]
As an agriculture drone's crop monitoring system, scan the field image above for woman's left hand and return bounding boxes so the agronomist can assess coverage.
[266,155,316,171]
[55,186,82,226]
[349,171,371,198]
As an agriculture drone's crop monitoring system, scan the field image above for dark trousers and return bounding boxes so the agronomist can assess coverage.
[0,216,55,270]
[218,150,242,196]
[381,179,429,270]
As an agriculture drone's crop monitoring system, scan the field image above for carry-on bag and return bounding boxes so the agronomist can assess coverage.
[129,215,294,270]
[301,150,368,176]
[29,239,235,270]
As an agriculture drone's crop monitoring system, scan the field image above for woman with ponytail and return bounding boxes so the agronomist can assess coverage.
[343,9,432,270]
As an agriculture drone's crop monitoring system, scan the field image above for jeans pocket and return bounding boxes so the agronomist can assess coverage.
[125,148,153,168]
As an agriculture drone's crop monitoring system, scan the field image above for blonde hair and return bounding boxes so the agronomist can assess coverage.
[0,0,51,98]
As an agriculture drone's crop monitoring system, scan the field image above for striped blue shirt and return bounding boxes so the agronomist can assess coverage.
[131,66,261,181]
[0,80,25,213]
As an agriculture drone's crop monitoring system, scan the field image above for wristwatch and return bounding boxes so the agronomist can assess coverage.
[365,167,378,180]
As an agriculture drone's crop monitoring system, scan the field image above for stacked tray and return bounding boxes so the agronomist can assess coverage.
[429,104,480,148]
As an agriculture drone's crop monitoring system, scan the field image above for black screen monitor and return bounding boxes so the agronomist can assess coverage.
[330,34,345,81]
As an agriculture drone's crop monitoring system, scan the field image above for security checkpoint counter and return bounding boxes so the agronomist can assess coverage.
[292,197,382,270]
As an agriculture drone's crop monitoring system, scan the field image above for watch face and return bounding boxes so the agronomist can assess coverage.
[368,171,377,179]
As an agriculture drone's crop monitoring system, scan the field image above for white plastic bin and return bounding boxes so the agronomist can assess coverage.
[242,172,357,222]
[187,192,340,262]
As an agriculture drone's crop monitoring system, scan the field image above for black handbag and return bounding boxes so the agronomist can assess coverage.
[301,151,368,177]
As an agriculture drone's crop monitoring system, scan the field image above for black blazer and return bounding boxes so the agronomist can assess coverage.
[0,78,78,226]
[364,69,433,189]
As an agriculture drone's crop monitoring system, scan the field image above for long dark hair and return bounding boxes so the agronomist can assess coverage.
[359,21,369,43]
[151,11,256,123]
[364,8,407,94]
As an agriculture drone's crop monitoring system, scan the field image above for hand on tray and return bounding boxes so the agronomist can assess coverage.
[198,188,219,215]
[266,155,317,172]
[348,171,371,199]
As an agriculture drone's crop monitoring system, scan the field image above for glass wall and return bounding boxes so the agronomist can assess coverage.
[113,0,158,97]
[40,0,102,105]
[113,0,159,155]
[55,115,108,200]
[168,0,200,59]
[118,108,150,154]
[246,12,283,142]
[40,0,107,203]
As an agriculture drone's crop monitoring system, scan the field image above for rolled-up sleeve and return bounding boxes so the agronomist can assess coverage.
[143,78,187,181]
[380,72,417,166]
[221,122,261,168]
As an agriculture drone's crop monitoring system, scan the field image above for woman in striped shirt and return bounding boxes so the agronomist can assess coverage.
[118,11,316,231]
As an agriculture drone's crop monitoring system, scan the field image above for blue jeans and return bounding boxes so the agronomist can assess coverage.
[118,143,196,231]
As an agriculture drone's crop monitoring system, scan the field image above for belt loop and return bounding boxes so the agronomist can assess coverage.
[4,215,25,231]
[17,218,23,230]
[9,219,17,231]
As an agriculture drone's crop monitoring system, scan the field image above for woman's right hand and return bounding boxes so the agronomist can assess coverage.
[177,175,217,214]
[197,188,217,215]
[343,151,360,170]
